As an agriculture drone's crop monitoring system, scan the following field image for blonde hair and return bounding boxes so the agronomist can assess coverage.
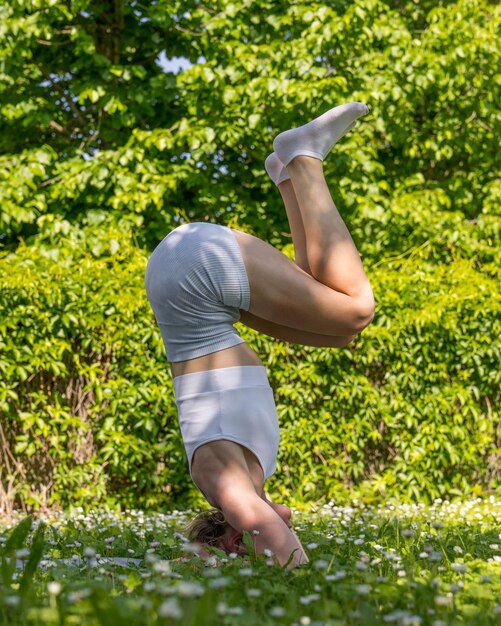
[182,509,228,547]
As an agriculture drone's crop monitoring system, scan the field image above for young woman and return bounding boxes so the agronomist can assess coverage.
[145,102,374,568]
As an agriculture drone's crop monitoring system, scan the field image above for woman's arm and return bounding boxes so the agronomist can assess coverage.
[261,493,310,563]
[219,490,309,568]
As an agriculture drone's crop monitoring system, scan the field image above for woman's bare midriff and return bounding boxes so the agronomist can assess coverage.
[170,342,263,378]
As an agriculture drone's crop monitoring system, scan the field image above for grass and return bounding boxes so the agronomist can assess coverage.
[0,498,500,626]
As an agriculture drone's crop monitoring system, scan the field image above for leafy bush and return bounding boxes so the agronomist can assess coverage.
[1,216,498,511]
[0,220,188,512]
[268,245,499,505]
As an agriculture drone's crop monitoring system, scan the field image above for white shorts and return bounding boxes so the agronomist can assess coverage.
[173,366,280,485]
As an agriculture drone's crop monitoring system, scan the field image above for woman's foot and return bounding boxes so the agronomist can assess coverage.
[264,152,289,186]
[273,102,369,166]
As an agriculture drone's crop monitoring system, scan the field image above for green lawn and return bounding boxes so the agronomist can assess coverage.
[1,498,500,625]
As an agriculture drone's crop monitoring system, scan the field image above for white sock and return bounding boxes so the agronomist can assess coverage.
[264,152,290,186]
[273,102,369,166]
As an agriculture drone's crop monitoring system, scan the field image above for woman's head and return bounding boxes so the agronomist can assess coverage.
[182,509,246,554]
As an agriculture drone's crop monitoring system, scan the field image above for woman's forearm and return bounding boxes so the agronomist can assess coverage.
[220,492,309,568]
[254,518,309,568]
[231,497,308,568]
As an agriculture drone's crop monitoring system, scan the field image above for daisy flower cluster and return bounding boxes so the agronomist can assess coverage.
[0,497,499,625]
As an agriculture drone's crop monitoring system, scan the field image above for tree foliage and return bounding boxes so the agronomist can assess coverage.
[0,0,499,511]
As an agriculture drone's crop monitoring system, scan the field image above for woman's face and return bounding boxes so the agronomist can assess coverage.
[218,524,247,554]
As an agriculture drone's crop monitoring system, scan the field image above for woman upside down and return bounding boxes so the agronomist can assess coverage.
[144,102,375,568]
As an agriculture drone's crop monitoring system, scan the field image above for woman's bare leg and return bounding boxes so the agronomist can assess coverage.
[232,156,374,337]
[237,177,356,345]
[288,156,371,298]
[239,310,355,347]
[278,179,311,274]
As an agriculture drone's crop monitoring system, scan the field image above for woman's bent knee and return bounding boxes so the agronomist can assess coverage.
[331,335,357,347]
[348,291,375,334]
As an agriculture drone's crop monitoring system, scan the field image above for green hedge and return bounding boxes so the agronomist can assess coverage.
[1,214,498,512]
[0,221,186,511]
